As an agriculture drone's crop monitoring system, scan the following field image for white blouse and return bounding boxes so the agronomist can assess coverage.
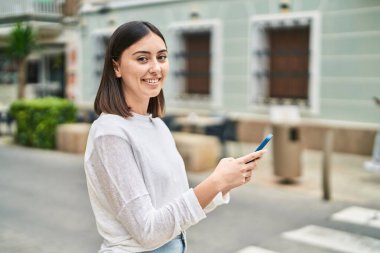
[84,113,229,252]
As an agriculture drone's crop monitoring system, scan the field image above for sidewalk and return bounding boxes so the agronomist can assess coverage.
[2,135,379,207]
[188,141,380,208]
[2,135,379,206]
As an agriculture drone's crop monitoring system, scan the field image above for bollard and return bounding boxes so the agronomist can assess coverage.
[322,129,334,200]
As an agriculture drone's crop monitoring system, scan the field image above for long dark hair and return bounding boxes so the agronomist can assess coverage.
[94,21,166,118]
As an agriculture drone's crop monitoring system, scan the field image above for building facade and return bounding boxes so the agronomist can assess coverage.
[79,0,380,123]
[0,0,82,104]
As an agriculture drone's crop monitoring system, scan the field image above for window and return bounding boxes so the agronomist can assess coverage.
[169,20,222,107]
[34,52,65,98]
[46,53,65,97]
[181,32,211,95]
[93,34,110,81]
[0,50,17,85]
[27,60,40,84]
[268,27,310,100]
[250,12,321,114]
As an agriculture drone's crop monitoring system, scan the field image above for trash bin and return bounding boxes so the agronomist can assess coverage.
[272,123,302,181]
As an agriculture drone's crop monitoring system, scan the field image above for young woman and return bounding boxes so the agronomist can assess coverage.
[84,21,267,253]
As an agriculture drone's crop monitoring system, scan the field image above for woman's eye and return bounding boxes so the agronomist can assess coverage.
[137,57,148,63]
[158,55,167,61]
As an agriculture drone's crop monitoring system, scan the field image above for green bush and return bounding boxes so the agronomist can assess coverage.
[10,97,77,149]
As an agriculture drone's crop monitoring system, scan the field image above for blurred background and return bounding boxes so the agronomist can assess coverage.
[0,0,379,253]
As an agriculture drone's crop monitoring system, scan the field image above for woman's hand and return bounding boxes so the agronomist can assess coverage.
[194,150,267,208]
[211,150,267,193]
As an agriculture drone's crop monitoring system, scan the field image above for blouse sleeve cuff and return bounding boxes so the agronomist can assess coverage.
[203,192,230,214]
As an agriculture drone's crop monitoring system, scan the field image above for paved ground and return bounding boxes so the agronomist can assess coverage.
[0,143,101,253]
[221,141,380,206]
[187,141,380,252]
[1,137,379,253]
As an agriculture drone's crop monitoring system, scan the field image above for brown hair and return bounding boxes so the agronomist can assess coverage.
[94,21,166,118]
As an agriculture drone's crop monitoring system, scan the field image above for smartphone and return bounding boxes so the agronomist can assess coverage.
[255,133,273,151]
[246,133,273,164]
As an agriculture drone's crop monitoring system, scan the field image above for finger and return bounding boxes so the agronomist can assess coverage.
[241,175,246,184]
[242,167,253,173]
[246,150,267,164]
[253,156,262,161]
[222,157,234,162]
[243,169,253,177]
[242,173,251,182]
[246,157,261,165]
[241,164,255,172]
[236,150,266,164]
[241,159,260,174]
[245,170,253,178]
[238,150,267,164]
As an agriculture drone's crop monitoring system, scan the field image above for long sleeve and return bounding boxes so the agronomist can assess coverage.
[89,135,206,249]
[203,192,230,214]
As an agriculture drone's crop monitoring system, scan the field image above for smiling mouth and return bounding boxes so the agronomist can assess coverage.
[142,78,161,85]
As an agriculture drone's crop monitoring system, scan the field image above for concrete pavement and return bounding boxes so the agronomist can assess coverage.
[1,137,379,253]
[0,140,101,253]
[186,141,380,253]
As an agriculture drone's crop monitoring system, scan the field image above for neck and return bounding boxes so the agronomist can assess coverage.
[132,107,149,115]
[125,95,150,115]
[122,85,158,115]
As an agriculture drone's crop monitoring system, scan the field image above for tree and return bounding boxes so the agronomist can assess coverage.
[6,22,36,99]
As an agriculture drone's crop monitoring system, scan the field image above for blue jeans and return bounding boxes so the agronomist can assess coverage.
[142,234,186,253]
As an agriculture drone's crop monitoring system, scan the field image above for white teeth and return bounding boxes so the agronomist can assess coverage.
[144,79,160,84]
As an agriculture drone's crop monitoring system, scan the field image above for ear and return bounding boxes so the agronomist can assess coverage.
[112,59,122,78]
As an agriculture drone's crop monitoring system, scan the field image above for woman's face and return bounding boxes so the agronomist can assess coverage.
[113,31,169,104]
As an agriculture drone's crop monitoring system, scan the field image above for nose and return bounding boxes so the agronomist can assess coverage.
[149,59,160,74]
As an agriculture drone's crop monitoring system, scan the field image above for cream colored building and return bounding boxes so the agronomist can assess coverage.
[79,0,380,124]
[0,0,82,104]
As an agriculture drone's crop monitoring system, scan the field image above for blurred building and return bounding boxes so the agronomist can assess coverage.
[78,0,380,124]
[0,0,82,103]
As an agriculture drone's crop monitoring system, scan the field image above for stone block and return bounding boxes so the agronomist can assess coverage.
[236,120,270,143]
[172,132,220,172]
[56,123,91,153]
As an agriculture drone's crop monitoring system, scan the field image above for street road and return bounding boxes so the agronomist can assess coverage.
[0,145,379,253]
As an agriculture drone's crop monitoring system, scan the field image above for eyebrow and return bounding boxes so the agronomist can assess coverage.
[132,49,168,55]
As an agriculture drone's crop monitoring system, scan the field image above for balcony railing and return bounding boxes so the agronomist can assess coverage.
[0,0,63,18]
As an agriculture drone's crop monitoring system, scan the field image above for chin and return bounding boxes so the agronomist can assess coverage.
[150,90,162,98]
[144,88,161,98]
